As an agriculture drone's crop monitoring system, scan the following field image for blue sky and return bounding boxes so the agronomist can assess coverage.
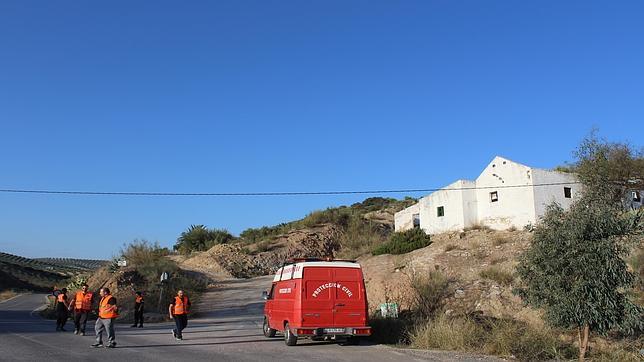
[0,1,642,259]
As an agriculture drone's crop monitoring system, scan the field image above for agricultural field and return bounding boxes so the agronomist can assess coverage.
[0,252,108,292]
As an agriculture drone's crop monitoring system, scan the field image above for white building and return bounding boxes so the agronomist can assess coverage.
[395,156,580,234]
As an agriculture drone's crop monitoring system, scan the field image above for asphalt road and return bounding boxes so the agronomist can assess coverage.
[0,277,499,362]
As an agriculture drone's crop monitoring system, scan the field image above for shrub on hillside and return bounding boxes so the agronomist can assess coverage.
[410,270,450,319]
[372,228,431,255]
[174,225,235,254]
[238,197,418,256]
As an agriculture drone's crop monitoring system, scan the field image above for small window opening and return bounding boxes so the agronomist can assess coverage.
[564,187,572,199]
[412,213,420,228]
[437,206,444,217]
[490,191,498,202]
[633,191,641,202]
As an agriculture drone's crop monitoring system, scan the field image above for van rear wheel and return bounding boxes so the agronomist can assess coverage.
[284,323,297,346]
[263,317,276,338]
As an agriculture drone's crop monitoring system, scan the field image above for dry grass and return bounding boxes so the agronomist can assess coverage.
[489,256,506,265]
[0,290,19,302]
[463,224,492,232]
[479,267,514,286]
[492,235,510,246]
[410,316,576,361]
[410,270,450,319]
[410,314,481,350]
[443,243,459,252]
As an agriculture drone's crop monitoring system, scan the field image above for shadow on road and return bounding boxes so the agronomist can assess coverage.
[115,338,283,349]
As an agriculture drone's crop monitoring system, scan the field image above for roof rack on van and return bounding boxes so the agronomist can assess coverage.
[288,257,357,264]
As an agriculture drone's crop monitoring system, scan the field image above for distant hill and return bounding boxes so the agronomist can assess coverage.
[0,252,108,292]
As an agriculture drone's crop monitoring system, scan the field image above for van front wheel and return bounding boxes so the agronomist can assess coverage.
[284,323,297,346]
[263,317,276,338]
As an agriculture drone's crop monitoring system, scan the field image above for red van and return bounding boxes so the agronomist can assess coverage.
[262,258,371,346]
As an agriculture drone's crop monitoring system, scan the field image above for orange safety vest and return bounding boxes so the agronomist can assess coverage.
[99,295,118,319]
[74,291,93,311]
[57,294,66,303]
[172,296,189,315]
[135,295,144,304]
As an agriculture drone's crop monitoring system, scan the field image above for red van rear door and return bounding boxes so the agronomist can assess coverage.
[332,267,366,327]
[302,267,334,327]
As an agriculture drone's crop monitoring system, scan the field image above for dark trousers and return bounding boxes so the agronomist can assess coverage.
[74,310,89,333]
[173,314,188,338]
[134,309,144,326]
[56,309,68,330]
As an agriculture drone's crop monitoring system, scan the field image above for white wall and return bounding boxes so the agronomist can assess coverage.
[393,156,584,234]
[531,168,579,220]
[419,180,468,234]
[394,203,420,232]
[460,180,478,229]
[475,156,536,230]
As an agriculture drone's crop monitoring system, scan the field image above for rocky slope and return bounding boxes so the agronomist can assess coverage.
[360,229,542,324]
[183,224,342,278]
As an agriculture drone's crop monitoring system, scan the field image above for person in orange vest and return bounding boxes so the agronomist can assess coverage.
[55,288,69,331]
[91,287,118,348]
[168,290,191,340]
[131,291,144,328]
[68,284,94,335]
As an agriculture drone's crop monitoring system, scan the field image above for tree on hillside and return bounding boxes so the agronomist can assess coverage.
[557,130,644,202]
[174,225,235,254]
[516,134,643,361]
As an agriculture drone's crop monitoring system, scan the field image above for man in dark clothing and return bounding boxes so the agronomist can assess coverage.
[168,290,191,340]
[131,291,144,328]
[55,288,69,331]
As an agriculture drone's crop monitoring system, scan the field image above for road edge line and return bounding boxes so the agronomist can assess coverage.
[0,293,24,305]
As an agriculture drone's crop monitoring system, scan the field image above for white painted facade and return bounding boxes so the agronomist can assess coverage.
[395,156,580,234]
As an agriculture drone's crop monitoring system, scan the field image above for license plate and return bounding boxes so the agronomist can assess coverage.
[324,328,345,333]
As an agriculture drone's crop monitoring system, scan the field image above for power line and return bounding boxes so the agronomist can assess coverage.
[0,181,582,197]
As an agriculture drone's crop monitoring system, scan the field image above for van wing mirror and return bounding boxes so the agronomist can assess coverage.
[261,291,268,300]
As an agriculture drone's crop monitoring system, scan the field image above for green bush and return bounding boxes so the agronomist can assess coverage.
[372,228,431,255]
[118,240,206,314]
[174,225,235,254]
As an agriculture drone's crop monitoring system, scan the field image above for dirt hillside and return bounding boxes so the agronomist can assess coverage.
[183,224,342,278]
[360,229,542,324]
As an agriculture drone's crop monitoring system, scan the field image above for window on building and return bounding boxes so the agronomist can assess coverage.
[412,214,420,228]
[633,191,641,202]
[490,191,498,202]
[564,187,572,198]
[437,206,444,217]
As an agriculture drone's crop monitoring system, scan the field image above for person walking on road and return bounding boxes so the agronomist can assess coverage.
[92,287,118,348]
[68,284,94,336]
[55,288,69,331]
[169,290,191,341]
[131,291,144,328]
